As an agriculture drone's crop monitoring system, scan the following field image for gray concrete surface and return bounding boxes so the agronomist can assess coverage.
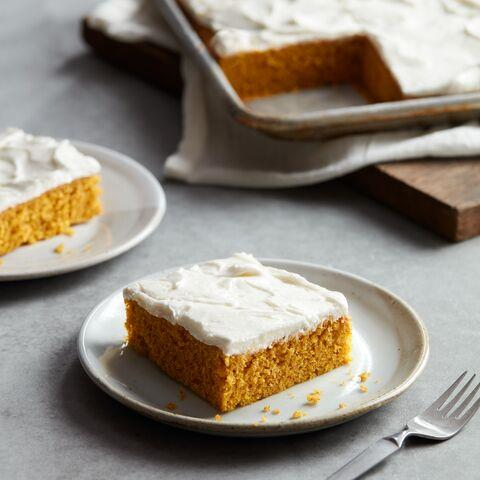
[1,1,479,479]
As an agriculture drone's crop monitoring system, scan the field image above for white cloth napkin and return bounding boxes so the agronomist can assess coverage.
[88,0,480,188]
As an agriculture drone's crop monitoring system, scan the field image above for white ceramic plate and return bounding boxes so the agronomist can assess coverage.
[78,259,429,437]
[0,141,166,281]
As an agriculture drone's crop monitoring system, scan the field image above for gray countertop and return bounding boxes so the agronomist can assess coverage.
[1,2,479,479]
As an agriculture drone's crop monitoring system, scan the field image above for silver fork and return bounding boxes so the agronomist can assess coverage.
[328,371,480,480]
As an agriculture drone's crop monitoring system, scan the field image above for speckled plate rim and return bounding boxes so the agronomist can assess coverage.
[78,259,429,437]
[0,141,166,281]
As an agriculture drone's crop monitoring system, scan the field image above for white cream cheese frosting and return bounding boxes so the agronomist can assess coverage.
[0,128,101,212]
[179,0,480,97]
[86,0,179,50]
[124,253,348,355]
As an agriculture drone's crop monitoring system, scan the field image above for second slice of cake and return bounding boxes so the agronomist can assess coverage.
[0,128,101,256]
[124,253,352,412]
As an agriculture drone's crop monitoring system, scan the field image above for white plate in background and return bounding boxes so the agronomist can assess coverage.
[78,259,429,437]
[0,141,166,280]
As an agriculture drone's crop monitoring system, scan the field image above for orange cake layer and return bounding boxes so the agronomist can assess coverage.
[218,37,403,102]
[186,12,402,102]
[0,176,101,256]
[125,299,352,412]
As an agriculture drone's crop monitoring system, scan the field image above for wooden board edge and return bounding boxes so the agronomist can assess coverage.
[456,204,480,241]
[81,20,182,95]
[345,165,463,241]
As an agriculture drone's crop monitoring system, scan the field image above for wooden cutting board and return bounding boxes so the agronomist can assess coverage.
[82,21,480,242]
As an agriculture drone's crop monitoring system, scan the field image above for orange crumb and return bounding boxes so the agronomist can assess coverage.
[260,415,267,423]
[54,243,65,254]
[262,405,270,413]
[214,414,222,422]
[306,390,322,405]
[0,259,3,266]
[179,388,186,401]
[272,409,280,415]
[291,410,306,420]
[166,402,176,411]
[65,227,75,236]
[359,371,371,383]
[338,403,347,409]
[360,385,368,393]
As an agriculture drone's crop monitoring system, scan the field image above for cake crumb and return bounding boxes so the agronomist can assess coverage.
[306,390,322,405]
[359,385,368,393]
[338,403,347,410]
[166,402,177,411]
[179,388,186,401]
[291,410,306,420]
[287,392,296,399]
[262,405,270,413]
[260,415,267,423]
[374,379,380,384]
[0,259,3,266]
[359,371,371,383]
[214,414,222,422]
[339,381,346,387]
[272,409,280,415]
[65,227,75,236]
[54,243,65,254]
[82,243,93,252]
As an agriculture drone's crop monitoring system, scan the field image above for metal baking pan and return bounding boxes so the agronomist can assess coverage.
[155,0,480,140]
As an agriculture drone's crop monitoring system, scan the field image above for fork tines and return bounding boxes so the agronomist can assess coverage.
[429,371,480,421]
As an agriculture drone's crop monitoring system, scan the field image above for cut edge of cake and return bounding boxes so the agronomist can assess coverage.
[0,175,102,256]
[125,299,351,412]
[194,21,403,102]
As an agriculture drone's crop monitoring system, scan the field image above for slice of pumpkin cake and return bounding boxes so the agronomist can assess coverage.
[124,253,352,412]
[0,128,101,256]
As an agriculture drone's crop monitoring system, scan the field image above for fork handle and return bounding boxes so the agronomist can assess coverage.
[326,436,403,480]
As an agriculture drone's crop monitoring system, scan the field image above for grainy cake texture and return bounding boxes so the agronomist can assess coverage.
[0,176,101,256]
[195,23,402,102]
[125,299,352,412]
